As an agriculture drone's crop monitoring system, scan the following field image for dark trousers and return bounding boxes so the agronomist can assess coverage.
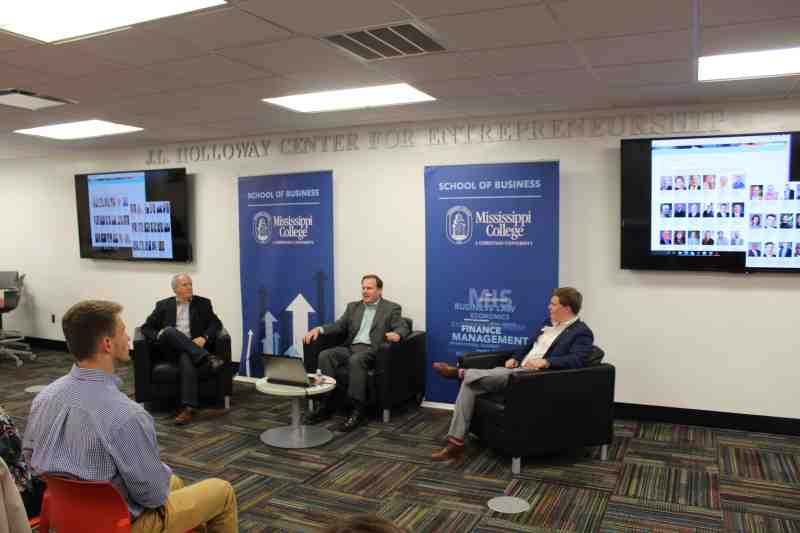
[158,327,209,407]
[318,344,375,405]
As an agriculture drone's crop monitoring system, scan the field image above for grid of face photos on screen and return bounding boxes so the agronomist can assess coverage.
[88,172,174,259]
[656,176,800,264]
[130,201,172,258]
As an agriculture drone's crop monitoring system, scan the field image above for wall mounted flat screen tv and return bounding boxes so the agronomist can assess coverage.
[621,132,800,272]
[75,168,192,262]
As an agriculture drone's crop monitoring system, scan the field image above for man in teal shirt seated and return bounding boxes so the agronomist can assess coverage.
[302,274,409,431]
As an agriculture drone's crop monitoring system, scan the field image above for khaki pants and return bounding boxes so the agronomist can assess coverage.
[132,475,238,533]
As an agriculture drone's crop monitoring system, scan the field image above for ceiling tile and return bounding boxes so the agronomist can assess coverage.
[499,68,605,96]
[33,64,240,105]
[280,67,399,93]
[236,0,409,35]
[57,28,205,68]
[700,0,800,27]
[594,61,693,86]
[219,38,361,75]
[370,52,478,81]
[142,55,269,87]
[607,77,797,108]
[551,0,693,39]
[0,61,57,89]
[0,32,38,53]
[414,77,518,99]
[395,0,545,19]
[700,18,800,56]
[458,43,583,76]
[0,44,126,79]
[424,4,564,50]
[141,6,291,51]
[580,30,692,67]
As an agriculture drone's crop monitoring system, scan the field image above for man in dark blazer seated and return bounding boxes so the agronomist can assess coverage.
[141,274,225,426]
[302,274,409,432]
[430,287,593,461]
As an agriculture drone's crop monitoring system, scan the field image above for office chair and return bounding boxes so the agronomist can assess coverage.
[40,475,199,533]
[0,272,36,368]
[133,326,233,409]
[303,317,426,422]
[459,346,614,474]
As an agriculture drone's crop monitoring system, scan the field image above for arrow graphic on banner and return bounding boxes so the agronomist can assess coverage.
[285,293,315,358]
[261,311,278,354]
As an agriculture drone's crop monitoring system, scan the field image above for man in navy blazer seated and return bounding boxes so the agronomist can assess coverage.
[302,274,409,432]
[141,274,225,426]
[431,286,593,461]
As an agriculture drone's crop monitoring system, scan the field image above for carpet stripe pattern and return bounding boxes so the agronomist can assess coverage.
[3,351,800,532]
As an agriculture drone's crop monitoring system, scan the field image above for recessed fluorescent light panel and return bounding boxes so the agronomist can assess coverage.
[0,89,73,110]
[0,0,226,43]
[14,120,143,140]
[699,46,800,81]
[264,83,436,113]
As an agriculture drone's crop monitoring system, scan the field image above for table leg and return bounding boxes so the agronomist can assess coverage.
[260,397,333,449]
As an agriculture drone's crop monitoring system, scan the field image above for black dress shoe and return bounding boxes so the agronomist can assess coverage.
[303,407,333,425]
[207,355,225,372]
[339,411,366,432]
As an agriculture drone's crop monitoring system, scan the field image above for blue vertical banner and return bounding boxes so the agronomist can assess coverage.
[238,171,334,377]
[425,162,559,403]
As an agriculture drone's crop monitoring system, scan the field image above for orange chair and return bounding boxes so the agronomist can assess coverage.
[39,476,132,533]
[39,476,199,533]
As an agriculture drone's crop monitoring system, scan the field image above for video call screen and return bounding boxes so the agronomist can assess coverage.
[75,168,191,262]
[651,134,799,268]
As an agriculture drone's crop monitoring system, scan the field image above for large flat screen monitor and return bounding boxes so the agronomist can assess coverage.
[75,168,192,262]
[621,132,800,272]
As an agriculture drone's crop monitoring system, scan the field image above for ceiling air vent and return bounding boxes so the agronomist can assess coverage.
[325,23,445,61]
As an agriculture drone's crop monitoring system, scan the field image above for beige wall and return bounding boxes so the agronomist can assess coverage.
[2,99,799,418]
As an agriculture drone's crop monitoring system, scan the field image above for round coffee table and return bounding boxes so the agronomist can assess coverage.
[256,375,336,449]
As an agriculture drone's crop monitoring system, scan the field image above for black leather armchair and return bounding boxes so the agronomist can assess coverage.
[459,346,614,474]
[302,318,426,422]
[133,326,233,409]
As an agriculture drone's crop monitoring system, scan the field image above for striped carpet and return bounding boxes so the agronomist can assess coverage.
[3,350,800,532]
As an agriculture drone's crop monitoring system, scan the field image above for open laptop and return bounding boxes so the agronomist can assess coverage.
[264,355,311,387]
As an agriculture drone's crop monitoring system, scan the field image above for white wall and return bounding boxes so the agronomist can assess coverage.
[2,99,799,419]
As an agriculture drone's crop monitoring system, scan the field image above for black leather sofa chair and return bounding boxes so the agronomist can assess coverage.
[302,318,426,422]
[133,326,233,409]
[459,346,614,473]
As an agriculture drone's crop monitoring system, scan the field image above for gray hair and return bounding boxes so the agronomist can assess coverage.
[171,273,191,290]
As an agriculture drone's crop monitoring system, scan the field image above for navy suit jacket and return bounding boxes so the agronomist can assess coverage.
[513,319,594,370]
[141,295,222,345]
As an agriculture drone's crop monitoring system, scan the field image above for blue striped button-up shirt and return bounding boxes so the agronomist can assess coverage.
[22,365,171,518]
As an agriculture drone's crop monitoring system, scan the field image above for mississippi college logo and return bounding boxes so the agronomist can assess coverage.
[446,205,473,244]
[252,211,273,244]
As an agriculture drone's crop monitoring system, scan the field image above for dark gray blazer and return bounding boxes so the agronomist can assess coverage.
[322,299,409,347]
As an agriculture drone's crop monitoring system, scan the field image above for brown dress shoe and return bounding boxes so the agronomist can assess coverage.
[174,406,194,426]
[432,362,460,380]
[431,442,465,461]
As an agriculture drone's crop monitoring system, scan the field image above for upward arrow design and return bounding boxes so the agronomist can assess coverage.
[261,311,278,354]
[285,294,316,359]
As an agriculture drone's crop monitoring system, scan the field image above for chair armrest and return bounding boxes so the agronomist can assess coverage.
[459,350,515,369]
[132,327,153,403]
[373,330,427,406]
[211,327,232,362]
[302,331,347,373]
[502,364,616,442]
[211,327,233,397]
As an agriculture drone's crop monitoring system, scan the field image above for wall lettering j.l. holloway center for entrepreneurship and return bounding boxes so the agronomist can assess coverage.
[145,110,726,165]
